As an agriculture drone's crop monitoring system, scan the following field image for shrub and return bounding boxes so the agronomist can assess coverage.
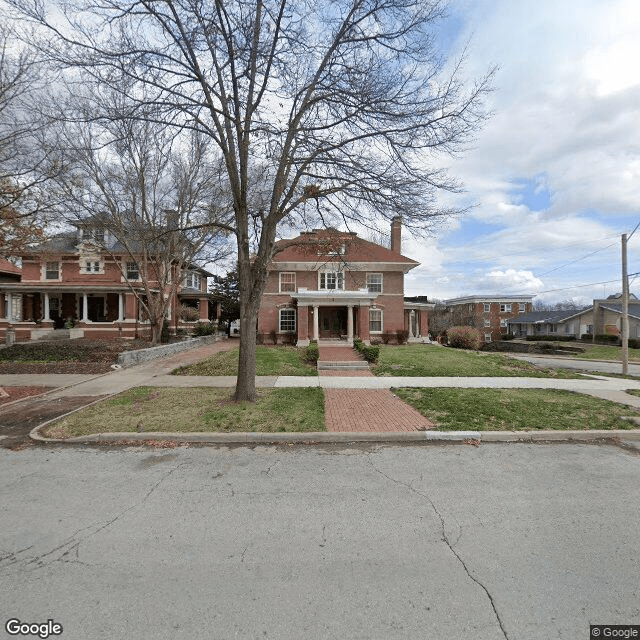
[526,335,576,342]
[353,337,380,362]
[581,334,592,341]
[305,342,319,363]
[269,329,277,345]
[501,333,516,341]
[161,319,171,343]
[595,334,620,344]
[396,329,409,344]
[179,305,200,322]
[382,330,394,345]
[628,338,640,350]
[192,322,217,336]
[446,326,483,350]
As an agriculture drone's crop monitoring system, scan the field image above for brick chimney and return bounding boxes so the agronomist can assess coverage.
[390,216,402,253]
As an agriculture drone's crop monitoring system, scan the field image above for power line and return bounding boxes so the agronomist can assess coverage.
[527,273,640,296]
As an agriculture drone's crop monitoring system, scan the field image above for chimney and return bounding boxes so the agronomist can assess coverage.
[390,216,402,253]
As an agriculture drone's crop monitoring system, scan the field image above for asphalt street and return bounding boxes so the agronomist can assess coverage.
[1,443,639,640]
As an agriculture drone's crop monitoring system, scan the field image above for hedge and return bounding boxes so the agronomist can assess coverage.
[353,338,380,363]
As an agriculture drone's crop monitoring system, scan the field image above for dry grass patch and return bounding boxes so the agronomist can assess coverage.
[43,386,325,438]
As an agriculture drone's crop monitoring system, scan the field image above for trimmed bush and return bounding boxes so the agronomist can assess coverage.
[446,326,483,350]
[501,333,516,341]
[305,342,319,363]
[628,338,640,350]
[192,322,217,336]
[595,334,620,344]
[396,329,409,344]
[179,305,200,322]
[353,338,380,363]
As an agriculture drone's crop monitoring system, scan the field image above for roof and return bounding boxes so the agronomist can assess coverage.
[272,228,419,266]
[599,303,640,320]
[445,294,534,305]
[509,308,591,324]
[0,258,21,275]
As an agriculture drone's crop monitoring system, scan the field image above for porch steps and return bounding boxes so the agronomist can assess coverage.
[33,329,71,341]
[317,360,370,371]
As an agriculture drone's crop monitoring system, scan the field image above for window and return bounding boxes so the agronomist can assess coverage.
[369,308,383,333]
[484,318,491,327]
[280,272,296,293]
[519,303,527,314]
[500,303,512,313]
[185,272,201,290]
[84,260,101,273]
[484,333,492,343]
[45,262,59,280]
[483,303,491,313]
[10,295,22,321]
[279,308,296,332]
[319,271,344,290]
[366,273,383,293]
[126,262,139,280]
[549,324,557,333]
[500,319,508,328]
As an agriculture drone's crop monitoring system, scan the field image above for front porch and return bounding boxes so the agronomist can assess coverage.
[293,288,379,347]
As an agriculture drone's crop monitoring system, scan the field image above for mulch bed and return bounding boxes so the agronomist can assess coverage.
[0,362,112,374]
[0,386,55,405]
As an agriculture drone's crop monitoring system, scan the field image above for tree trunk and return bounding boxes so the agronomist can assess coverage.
[234,300,259,401]
[150,316,163,344]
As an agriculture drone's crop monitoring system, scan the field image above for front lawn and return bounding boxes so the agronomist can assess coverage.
[572,344,640,362]
[394,387,640,431]
[173,345,318,376]
[43,386,325,438]
[371,344,581,378]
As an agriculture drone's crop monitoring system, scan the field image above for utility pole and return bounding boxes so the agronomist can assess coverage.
[622,233,629,375]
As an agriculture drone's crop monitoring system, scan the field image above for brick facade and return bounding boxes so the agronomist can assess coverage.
[257,220,428,345]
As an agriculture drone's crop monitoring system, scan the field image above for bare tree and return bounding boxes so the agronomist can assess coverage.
[48,92,232,343]
[8,0,494,400]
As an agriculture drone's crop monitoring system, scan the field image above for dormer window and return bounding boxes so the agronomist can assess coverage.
[81,227,107,246]
[83,260,101,273]
[185,272,201,290]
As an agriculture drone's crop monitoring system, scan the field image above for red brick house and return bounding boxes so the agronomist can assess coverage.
[257,218,430,345]
[442,295,534,343]
[0,223,220,342]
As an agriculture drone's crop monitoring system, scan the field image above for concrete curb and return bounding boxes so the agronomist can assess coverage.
[30,425,640,445]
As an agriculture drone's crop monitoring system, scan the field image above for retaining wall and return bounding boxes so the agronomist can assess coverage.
[117,334,221,367]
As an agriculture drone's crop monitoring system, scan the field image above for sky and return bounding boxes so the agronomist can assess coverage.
[402,0,640,304]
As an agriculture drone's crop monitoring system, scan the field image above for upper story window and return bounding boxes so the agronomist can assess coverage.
[83,260,101,274]
[366,273,383,293]
[319,271,344,290]
[500,303,512,313]
[126,262,139,280]
[519,303,527,314]
[483,303,491,313]
[280,272,296,293]
[185,271,201,290]
[45,261,60,280]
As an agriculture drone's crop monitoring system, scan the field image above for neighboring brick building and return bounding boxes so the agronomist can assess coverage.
[258,218,430,345]
[0,222,220,342]
[441,295,534,343]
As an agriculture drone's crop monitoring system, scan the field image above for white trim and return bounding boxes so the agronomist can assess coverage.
[279,272,296,293]
[366,272,383,293]
[279,307,296,333]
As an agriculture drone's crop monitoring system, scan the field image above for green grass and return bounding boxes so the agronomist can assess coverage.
[43,386,325,438]
[394,387,640,431]
[173,345,318,376]
[371,344,582,378]
[572,344,640,362]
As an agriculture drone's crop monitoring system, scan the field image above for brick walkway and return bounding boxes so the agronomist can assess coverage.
[324,389,435,432]
[317,345,365,362]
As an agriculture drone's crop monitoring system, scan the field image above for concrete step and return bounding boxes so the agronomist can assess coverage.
[317,360,370,370]
[36,329,71,341]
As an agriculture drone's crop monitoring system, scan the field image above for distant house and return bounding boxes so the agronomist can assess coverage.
[592,293,640,338]
[0,221,220,342]
[508,308,592,339]
[440,295,534,343]
[257,218,430,345]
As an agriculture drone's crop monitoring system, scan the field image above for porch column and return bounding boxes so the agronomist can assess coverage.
[43,292,50,321]
[6,293,12,320]
[419,310,429,337]
[347,305,354,341]
[82,293,89,321]
[313,305,319,341]
[410,309,416,337]
[118,293,124,321]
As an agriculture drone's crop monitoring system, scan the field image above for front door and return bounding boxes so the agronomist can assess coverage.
[319,307,346,339]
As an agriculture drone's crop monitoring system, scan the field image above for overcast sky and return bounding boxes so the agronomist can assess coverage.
[402,0,640,303]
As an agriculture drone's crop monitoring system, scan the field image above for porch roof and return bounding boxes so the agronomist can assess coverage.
[293,288,378,306]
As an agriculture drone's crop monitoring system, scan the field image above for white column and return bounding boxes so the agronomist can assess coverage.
[313,305,319,341]
[118,293,124,321]
[347,305,354,341]
[82,293,89,321]
[6,293,12,320]
[43,292,50,321]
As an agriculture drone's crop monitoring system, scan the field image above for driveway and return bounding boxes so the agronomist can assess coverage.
[1,443,638,639]
[510,353,640,376]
